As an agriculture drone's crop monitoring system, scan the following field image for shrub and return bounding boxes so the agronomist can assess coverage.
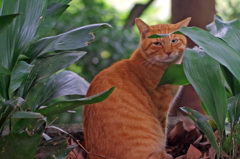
[0,0,113,158]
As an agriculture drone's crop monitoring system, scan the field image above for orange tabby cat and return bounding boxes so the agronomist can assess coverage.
[83,17,191,159]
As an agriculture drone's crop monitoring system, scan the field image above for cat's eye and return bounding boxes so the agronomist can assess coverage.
[171,39,178,44]
[153,42,162,46]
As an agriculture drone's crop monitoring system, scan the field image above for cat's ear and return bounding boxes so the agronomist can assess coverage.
[135,18,150,38]
[175,17,191,29]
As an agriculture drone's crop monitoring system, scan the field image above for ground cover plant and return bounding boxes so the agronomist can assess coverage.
[0,0,113,158]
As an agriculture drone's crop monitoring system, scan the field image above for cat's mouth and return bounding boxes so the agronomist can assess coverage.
[162,54,181,63]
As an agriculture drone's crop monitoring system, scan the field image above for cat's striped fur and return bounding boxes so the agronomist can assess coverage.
[83,17,191,159]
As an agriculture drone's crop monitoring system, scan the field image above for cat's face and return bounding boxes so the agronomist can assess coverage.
[136,18,191,65]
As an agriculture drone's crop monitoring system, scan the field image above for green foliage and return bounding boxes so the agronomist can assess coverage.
[159,64,189,86]
[152,15,240,158]
[51,0,139,82]
[0,0,113,158]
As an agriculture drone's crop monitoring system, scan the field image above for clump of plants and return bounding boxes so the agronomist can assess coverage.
[0,0,113,158]
[151,15,240,158]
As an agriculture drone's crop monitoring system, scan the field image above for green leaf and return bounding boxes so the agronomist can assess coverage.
[149,26,240,81]
[37,131,70,159]
[48,0,71,3]
[8,61,33,96]
[25,71,89,110]
[159,64,189,86]
[0,0,46,100]
[0,14,20,34]
[35,3,69,39]
[35,87,115,117]
[227,94,240,124]
[0,65,10,75]
[183,48,227,135]
[181,107,220,155]
[25,23,112,59]
[0,97,25,129]
[207,15,240,52]
[12,111,44,119]
[20,52,86,97]
[0,0,46,67]
[221,65,240,96]
[179,26,240,81]
[0,132,42,159]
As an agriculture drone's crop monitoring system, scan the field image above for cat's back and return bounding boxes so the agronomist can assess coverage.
[86,59,139,96]
[83,59,162,159]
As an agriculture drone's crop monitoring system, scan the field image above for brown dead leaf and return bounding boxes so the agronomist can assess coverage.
[175,155,186,159]
[178,113,196,132]
[186,144,202,159]
[66,138,86,159]
[208,146,216,159]
[168,121,186,144]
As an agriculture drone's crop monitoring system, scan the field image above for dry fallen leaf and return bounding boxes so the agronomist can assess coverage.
[186,144,202,159]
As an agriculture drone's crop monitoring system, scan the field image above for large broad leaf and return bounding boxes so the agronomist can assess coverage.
[207,15,240,53]
[149,26,240,81]
[0,0,46,100]
[183,48,227,135]
[35,87,115,117]
[11,111,46,133]
[0,0,46,67]
[48,0,71,3]
[181,107,220,155]
[35,3,69,39]
[24,23,112,59]
[8,61,33,97]
[227,94,240,124]
[159,64,189,86]
[0,97,26,129]
[0,132,42,159]
[19,52,86,97]
[0,14,19,34]
[12,111,44,119]
[25,70,89,110]
[221,65,240,96]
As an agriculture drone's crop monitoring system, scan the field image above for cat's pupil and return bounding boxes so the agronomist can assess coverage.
[171,39,178,44]
[153,42,161,46]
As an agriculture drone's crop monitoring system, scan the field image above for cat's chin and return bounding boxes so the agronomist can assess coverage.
[161,56,182,65]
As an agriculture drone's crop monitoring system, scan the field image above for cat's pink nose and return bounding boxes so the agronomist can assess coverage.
[166,52,172,56]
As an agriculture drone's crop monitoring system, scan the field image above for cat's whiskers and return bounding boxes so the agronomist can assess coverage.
[143,56,159,71]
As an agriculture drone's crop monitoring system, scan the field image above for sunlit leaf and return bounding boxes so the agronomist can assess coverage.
[207,15,240,52]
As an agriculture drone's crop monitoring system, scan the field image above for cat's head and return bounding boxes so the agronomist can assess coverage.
[135,18,191,64]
